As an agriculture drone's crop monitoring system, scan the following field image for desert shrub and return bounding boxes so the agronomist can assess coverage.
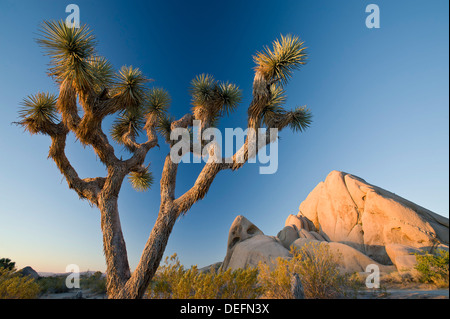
[257,257,292,299]
[414,249,449,288]
[258,242,356,299]
[147,254,261,299]
[37,275,69,294]
[148,245,358,299]
[81,271,106,294]
[195,266,261,299]
[0,268,40,299]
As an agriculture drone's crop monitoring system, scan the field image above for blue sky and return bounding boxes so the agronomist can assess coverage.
[0,0,448,273]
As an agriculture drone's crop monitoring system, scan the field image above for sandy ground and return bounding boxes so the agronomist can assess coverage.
[358,288,449,299]
[40,289,106,299]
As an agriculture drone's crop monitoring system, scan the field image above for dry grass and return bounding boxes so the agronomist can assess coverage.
[146,254,261,299]
[258,242,359,299]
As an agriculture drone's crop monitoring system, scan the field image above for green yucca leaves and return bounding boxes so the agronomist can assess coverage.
[110,110,145,147]
[128,167,153,191]
[190,74,216,105]
[263,106,312,132]
[217,82,242,116]
[156,113,174,142]
[89,56,114,91]
[111,66,150,110]
[37,20,97,90]
[128,167,154,192]
[262,84,286,122]
[254,34,307,86]
[190,74,241,123]
[191,74,242,111]
[146,87,171,116]
[261,85,286,127]
[18,92,59,130]
[287,106,312,132]
[261,85,312,131]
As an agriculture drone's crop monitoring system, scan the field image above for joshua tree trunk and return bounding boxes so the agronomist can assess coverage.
[118,204,179,298]
[98,194,131,297]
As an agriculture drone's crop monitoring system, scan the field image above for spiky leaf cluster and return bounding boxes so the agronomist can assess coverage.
[110,109,145,149]
[263,105,312,132]
[261,84,286,125]
[111,87,173,146]
[88,56,114,92]
[218,82,242,116]
[261,85,312,132]
[128,167,154,192]
[286,106,313,132]
[156,113,175,142]
[37,20,98,91]
[254,34,307,86]
[111,66,150,111]
[18,92,59,134]
[145,87,171,117]
[190,74,242,126]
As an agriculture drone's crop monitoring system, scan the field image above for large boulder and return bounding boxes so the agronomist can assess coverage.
[291,238,319,250]
[224,235,290,270]
[277,226,299,249]
[285,214,303,231]
[286,214,317,232]
[291,238,394,274]
[220,171,448,276]
[222,215,264,270]
[393,255,418,271]
[385,244,421,271]
[309,231,326,241]
[298,229,317,240]
[199,262,223,274]
[326,242,395,274]
[299,171,449,264]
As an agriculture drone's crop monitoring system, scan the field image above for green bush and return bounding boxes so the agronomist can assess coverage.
[147,254,261,299]
[0,268,40,299]
[415,249,449,287]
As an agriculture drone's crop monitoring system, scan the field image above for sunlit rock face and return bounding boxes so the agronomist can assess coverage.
[221,171,449,273]
[298,171,449,264]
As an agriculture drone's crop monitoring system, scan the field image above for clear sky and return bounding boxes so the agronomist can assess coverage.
[0,0,448,273]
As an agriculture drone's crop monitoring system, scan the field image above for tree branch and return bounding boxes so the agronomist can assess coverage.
[124,113,160,172]
[48,122,105,205]
[171,113,194,130]
[173,70,280,215]
[157,113,194,203]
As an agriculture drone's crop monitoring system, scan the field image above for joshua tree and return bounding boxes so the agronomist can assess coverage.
[16,20,311,299]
